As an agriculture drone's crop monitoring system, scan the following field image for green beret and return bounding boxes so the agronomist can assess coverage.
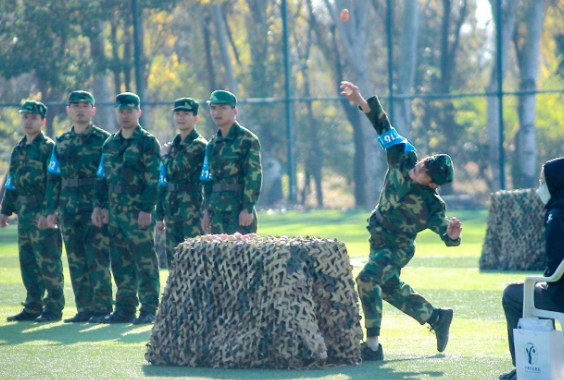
[172,97,199,115]
[18,100,47,118]
[208,90,237,107]
[426,154,454,186]
[68,90,95,106]
[115,92,140,110]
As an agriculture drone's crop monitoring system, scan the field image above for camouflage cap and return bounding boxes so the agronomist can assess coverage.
[18,100,47,118]
[426,154,454,186]
[173,97,199,115]
[69,90,95,106]
[115,92,140,109]
[208,90,237,107]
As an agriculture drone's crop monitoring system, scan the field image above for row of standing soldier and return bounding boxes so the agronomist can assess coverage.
[0,89,263,324]
[1,82,462,362]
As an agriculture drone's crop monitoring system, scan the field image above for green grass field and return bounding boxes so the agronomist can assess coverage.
[0,210,528,379]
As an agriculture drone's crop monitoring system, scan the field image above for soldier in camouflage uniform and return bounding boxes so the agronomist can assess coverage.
[44,91,112,323]
[156,98,207,267]
[340,82,463,361]
[92,92,161,324]
[1,101,65,323]
[200,90,262,235]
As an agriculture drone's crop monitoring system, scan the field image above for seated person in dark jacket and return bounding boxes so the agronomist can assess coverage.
[499,157,564,380]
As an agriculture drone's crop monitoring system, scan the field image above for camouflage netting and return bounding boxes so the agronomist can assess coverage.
[145,234,363,369]
[480,189,546,271]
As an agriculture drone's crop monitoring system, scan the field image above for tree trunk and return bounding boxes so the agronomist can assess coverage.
[89,21,116,132]
[395,0,420,138]
[132,1,149,128]
[202,14,216,93]
[486,0,520,191]
[514,0,545,188]
[438,0,468,195]
[110,18,122,95]
[37,78,56,137]
[212,4,239,95]
[200,12,218,135]
[324,0,383,208]
[123,27,133,92]
[303,67,324,208]
[331,31,367,208]
[244,0,284,205]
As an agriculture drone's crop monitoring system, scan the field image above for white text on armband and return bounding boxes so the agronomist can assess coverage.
[47,146,61,175]
[377,128,407,149]
[158,162,167,186]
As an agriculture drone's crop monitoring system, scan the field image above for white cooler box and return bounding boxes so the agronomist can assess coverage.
[514,318,564,380]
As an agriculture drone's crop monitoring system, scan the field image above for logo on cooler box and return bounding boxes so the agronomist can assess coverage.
[525,342,540,373]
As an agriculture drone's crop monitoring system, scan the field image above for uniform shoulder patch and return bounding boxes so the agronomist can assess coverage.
[238,125,259,140]
[93,125,111,138]
[57,131,71,142]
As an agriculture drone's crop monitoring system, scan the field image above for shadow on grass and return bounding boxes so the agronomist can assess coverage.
[141,356,444,380]
[0,321,152,346]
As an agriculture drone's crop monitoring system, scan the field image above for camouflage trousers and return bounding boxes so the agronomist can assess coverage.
[17,214,64,316]
[356,232,434,337]
[61,212,112,314]
[164,215,202,267]
[210,208,257,235]
[109,209,160,314]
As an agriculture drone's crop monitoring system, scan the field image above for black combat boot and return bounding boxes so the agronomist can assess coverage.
[64,312,93,323]
[7,309,41,322]
[132,311,155,325]
[499,369,517,380]
[88,312,112,324]
[360,342,384,361]
[102,310,135,324]
[429,308,454,352]
[35,312,62,323]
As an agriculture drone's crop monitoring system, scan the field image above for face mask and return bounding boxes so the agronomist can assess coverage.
[537,183,551,204]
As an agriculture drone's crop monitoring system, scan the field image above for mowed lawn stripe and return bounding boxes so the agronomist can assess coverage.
[0,210,521,379]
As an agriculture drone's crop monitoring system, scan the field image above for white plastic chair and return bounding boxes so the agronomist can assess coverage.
[523,259,564,331]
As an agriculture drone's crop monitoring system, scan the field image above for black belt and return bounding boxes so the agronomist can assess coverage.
[19,194,44,204]
[167,183,201,192]
[212,183,243,193]
[374,208,405,235]
[62,178,96,188]
[109,184,141,194]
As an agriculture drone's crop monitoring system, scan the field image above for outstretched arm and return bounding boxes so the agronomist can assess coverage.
[340,81,371,113]
[341,80,415,169]
[340,81,393,136]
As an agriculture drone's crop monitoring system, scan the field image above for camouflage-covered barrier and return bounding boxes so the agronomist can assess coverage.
[145,234,363,369]
[479,189,546,271]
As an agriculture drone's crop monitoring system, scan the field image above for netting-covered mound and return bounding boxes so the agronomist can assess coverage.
[480,189,546,271]
[145,234,363,369]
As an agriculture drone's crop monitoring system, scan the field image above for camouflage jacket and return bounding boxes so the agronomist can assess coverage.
[94,125,160,213]
[156,129,207,221]
[45,124,110,215]
[364,96,460,246]
[203,122,262,213]
[1,132,55,218]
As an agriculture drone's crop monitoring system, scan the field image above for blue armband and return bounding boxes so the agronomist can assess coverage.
[5,174,15,191]
[199,146,212,182]
[403,141,416,154]
[158,162,167,186]
[96,154,105,178]
[377,127,417,154]
[47,146,61,175]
